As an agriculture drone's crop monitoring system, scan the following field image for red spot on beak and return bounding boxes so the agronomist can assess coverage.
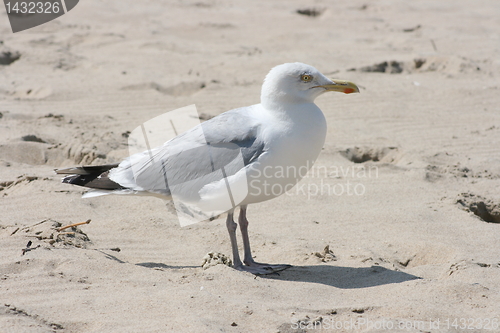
[343,88,355,94]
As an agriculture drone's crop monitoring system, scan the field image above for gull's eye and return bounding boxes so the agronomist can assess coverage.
[300,74,313,82]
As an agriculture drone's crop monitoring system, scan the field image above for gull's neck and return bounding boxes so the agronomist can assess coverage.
[261,85,320,110]
[259,100,325,132]
[261,95,315,113]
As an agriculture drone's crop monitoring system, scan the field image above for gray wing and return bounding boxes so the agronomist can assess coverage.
[109,106,265,198]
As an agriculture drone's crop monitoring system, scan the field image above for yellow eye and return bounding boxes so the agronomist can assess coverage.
[300,74,313,82]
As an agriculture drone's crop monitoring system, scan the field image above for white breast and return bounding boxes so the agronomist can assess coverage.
[241,102,327,205]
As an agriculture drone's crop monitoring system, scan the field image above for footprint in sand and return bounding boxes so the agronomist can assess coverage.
[340,146,400,164]
[348,56,488,75]
[456,193,500,223]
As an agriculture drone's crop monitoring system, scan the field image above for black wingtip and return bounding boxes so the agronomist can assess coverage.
[57,164,124,190]
[55,163,120,175]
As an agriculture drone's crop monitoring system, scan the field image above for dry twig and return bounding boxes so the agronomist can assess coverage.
[56,219,91,232]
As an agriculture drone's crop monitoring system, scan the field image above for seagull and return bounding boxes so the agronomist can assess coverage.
[55,62,359,275]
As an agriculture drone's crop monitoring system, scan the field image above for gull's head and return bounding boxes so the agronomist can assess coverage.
[261,62,359,107]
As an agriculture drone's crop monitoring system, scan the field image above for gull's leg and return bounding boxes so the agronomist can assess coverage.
[238,205,254,266]
[238,206,291,274]
[227,209,276,275]
[226,210,243,268]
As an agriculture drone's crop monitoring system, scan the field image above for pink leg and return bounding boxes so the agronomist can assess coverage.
[237,206,291,274]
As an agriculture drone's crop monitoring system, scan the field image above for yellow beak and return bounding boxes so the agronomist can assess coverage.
[314,79,360,94]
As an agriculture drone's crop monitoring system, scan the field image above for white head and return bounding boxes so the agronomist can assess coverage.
[260,62,359,108]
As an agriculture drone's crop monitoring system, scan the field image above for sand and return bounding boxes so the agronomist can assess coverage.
[1,0,500,332]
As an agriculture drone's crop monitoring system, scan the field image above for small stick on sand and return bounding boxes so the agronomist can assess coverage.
[21,241,40,255]
[19,219,49,231]
[430,39,437,52]
[57,219,91,232]
[10,227,20,236]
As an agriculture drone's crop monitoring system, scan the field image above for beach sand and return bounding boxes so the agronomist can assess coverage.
[1,0,500,332]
